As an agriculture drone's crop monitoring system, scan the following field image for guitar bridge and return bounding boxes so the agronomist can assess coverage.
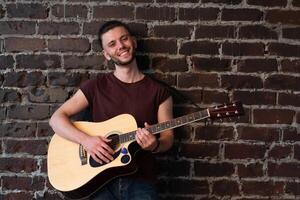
[79,145,87,165]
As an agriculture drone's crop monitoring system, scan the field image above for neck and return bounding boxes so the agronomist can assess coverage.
[113,60,144,83]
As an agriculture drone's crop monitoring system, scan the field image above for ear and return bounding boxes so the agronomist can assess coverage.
[102,50,111,61]
[132,36,137,49]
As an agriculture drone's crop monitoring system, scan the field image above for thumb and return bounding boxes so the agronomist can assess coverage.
[144,122,150,128]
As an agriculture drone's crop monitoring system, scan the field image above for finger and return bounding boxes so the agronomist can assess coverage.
[91,153,102,164]
[98,147,114,161]
[144,122,150,128]
[95,150,110,163]
[101,142,115,154]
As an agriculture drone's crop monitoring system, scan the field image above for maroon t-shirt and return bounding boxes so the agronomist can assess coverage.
[79,72,171,181]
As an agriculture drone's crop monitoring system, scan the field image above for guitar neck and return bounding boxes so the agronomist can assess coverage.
[119,109,209,144]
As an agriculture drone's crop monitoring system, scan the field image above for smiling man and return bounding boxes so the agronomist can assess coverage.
[49,20,174,200]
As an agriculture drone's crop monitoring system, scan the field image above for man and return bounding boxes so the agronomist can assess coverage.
[49,20,174,199]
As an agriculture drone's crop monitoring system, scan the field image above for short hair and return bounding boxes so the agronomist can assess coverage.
[98,20,132,49]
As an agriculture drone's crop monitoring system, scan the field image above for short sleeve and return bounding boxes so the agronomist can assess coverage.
[156,84,171,106]
[79,78,97,105]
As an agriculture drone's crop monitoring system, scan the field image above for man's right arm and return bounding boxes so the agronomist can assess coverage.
[49,89,114,164]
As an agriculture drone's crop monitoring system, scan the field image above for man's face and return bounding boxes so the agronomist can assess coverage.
[101,26,136,66]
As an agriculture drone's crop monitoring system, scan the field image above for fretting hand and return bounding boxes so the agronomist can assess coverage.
[135,122,158,151]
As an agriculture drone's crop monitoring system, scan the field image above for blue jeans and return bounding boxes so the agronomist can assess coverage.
[90,177,159,200]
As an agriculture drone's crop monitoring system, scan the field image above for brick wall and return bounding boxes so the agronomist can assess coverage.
[0,0,300,199]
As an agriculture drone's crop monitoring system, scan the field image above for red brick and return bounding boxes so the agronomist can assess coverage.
[237,126,280,142]
[5,38,46,52]
[203,0,242,4]
[48,38,90,52]
[195,25,236,39]
[0,21,36,35]
[283,27,300,39]
[179,143,219,158]
[253,109,295,124]
[0,89,20,103]
[178,73,219,88]
[1,192,34,200]
[222,8,263,21]
[48,72,89,86]
[247,0,287,7]
[202,90,229,104]
[16,54,61,69]
[1,122,36,137]
[38,22,80,35]
[283,127,300,142]
[7,3,49,19]
[179,7,219,21]
[194,162,235,177]
[265,74,300,90]
[0,157,38,173]
[5,139,48,155]
[213,180,239,195]
[64,55,105,70]
[222,42,265,56]
[225,143,266,159]
[7,105,50,120]
[180,41,219,55]
[192,57,231,72]
[3,71,45,87]
[269,43,300,57]
[268,162,300,177]
[233,90,276,105]
[266,10,300,25]
[152,57,188,72]
[3,176,45,191]
[278,92,300,107]
[169,179,209,194]
[236,58,278,72]
[94,5,134,19]
[137,39,177,54]
[242,181,284,196]
[237,163,264,177]
[221,74,263,89]
[52,4,88,19]
[0,55,14,69]
[136,7,175,21]
[195,125,234,141]
[269,145,292,159]
[153,25,192,38]
[239,25,278,39]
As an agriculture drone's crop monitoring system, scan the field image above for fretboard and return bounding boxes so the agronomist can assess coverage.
[119,109,209,144]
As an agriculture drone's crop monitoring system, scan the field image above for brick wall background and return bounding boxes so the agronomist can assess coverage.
[0,0,300,199]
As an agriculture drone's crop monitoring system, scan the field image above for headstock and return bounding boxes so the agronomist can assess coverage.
[208,101,244,120]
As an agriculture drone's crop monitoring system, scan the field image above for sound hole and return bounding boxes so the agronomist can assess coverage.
[107,134,120,151]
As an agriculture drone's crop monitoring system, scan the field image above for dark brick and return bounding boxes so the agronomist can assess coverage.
[202,90,229,104]
[0,157,38,173]
[3,176,45,191]
[158,159,190,177]
[194,162,235,177]
[1,122,36,137]
[36,191,64,200]
[48,38,90,52]
[7,3,49,19]
[268,162,300,177]
[221,74,263,89]
[83,21,105,35]
[39,22,79,35]
[94,5,134,19]
[180,41,219,55]
[136,7,176,21]
[28,87,69,103]
[153,25,192,38]
[295,145,300,160]
[179,8,219,21]
[64,55,105,70]
[236,58,277,72]
[195,125,234,141]
[233,90,276,105]
[281,59,300,73]
[269,43,300,57]
[157,0,198,2]
[293,0,300,7]
[237,126,280,142]
[192,57,231,72]
[52,4,88,19]
[269,145,292,159]
[247,0,287,7]
[5,38,46,52]
[48,72,89,87]
[222,42,265,56]
[0,21,36,35]
[239,25,278,39]
[0,5,4,19]
[222,9,263,21]
[179,143,219,158]
[283,27,300,39]
[178,73,219,88]
[225,143,266,159]
[203,0,242,4]
[0,89,20,103]
[3,71,45,87]
[5,139,48,155]
[137,39,177,54]
[1,192,34,200]
[278,92,300,107]
[16,54,61,69]
[195,25,235,39]
[0,55,14,69]
[173,89,203,104]
[238,163,264,177]
[152,57,188,72]
[242,181,284,196]
[283,127,300,142]
[8,105,50,120]
[253,109,295,124]
[265,74,300,90]
[0,106,6,120]
[213,180,239,195]
[286,182,300,195]
[169,179,209,194]
[37,122,53,137]
[266,10,300,25]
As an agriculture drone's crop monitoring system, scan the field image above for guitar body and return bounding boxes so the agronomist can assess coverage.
[47,114,139,200]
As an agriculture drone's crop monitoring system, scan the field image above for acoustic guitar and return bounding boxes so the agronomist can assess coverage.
[47,101,244,199]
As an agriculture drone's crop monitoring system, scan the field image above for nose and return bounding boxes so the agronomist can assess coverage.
[116,40,125,49]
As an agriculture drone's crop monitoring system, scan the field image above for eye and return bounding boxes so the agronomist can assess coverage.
[121,35,129,41]
[108,41,116,47]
